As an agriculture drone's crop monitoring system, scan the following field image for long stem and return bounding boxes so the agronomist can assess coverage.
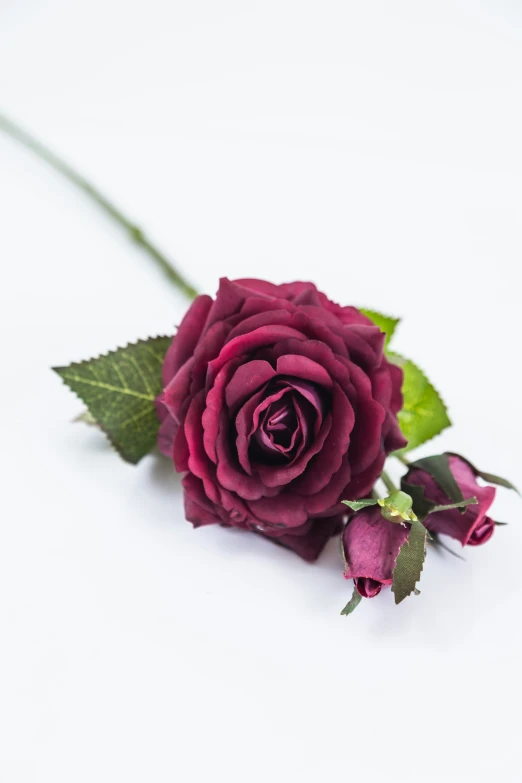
[0,113,198,301]
[380,469,398,495]
[395,453,410,466]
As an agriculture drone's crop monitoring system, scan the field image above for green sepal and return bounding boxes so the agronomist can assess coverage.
[378,490,417,523]
[401,480,476,522]
[388,353,451,453]
[392,518,428,604]
[400,481,434,521]
[430,498,477,513]
[408,454,465,505]
[53,336,172,464]
[447,453,520,496]
[478,471,519,495]
[340,585,363,616]
[342,498,379,512]
[360,309,400,349]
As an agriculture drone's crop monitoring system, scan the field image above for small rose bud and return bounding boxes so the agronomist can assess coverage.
[342,506,410,598]
[403,454,496,546]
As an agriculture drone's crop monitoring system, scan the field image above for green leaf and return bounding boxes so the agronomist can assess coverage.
[360,309,400,349]
[53,336,171,464]
[408,454,465,505]
[388,354,451,452]
[342,498,379,512]
[391,519,428,604]
[340,585,363,616]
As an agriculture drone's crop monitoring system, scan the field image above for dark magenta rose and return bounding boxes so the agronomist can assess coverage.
[403,455,496,546]
[156,278,406,561]
[342,506,409,597]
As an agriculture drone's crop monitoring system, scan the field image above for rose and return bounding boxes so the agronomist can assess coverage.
[156,278,406,561]
[403,454,496,546]
[342,506,409,597]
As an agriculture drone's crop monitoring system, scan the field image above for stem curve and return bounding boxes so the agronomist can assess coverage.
[0,112,198,301]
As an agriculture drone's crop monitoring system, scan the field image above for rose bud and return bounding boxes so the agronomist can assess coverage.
[342,506,409,597]
[403,455,496,546]
[156,278,406,561]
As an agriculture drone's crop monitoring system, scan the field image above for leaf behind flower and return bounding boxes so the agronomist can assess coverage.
[388,353,451,453]
[359,308,400,349]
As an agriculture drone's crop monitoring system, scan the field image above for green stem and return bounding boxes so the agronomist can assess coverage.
[395,453,410,466]
[0,113,198,301]
[380,469,398,495]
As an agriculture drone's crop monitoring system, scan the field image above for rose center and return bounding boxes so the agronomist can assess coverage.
[254,397,298,454]
[248,377,326,466]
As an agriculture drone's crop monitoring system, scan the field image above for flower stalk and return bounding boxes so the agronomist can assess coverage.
[0,112,198,301]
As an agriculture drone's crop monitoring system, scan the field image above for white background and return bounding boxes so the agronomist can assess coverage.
[1,1,521,781]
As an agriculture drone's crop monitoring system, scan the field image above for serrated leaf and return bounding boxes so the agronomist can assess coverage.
[340,585,363,616]
[391,519,428,604]
[388,353,451,452]
[360,308,400,349]
[342,498,379,512]
[53,336,171,464]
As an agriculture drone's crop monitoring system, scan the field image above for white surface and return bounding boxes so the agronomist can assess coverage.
[1,2,521,781]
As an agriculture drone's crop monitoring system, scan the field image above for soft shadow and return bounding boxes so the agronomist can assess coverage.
[147,450,182,492]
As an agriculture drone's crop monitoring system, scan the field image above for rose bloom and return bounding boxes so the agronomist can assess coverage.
[342,506,409,597]
[156,278,406,561]
[403,454,497,546]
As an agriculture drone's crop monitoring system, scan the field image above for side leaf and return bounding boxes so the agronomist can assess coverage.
[340,585,363,616]
[360,308,400,349]
[391,519,428,604]
[388,353,451,452]
[53,336,172,464]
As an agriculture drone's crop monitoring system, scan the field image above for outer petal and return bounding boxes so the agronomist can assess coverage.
[162,294,213,385]
[264,516,342,562]
[342,506,409,584]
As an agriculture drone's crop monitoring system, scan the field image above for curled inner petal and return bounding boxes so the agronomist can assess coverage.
[355,577,382,598]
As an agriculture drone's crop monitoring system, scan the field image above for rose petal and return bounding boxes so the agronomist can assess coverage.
[162,294,212,385]
[225,360,277,412]
[264,515,342,562]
